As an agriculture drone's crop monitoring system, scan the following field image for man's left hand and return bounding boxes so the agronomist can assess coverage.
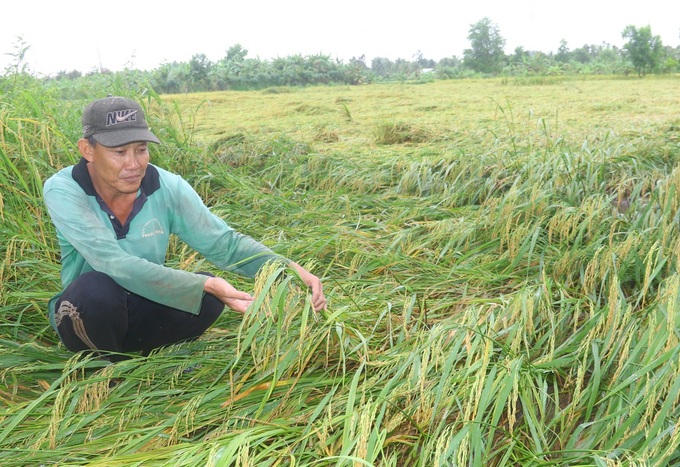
[289,262,327,311]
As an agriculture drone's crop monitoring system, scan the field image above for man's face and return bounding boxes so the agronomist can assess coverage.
[83,140,150,198]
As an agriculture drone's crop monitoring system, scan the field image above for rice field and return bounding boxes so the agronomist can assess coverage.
[1,75,680,466]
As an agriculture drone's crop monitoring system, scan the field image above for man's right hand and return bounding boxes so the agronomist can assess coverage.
[203,276,254,313]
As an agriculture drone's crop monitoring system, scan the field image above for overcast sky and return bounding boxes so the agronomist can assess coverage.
[1,0,678,75]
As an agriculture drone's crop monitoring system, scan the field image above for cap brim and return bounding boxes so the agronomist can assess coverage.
[92,129,161,147]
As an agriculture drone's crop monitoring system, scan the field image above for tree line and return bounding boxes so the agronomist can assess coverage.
[4,19,679,95]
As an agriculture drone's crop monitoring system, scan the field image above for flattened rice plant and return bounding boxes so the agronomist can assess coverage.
[2,77,680,466]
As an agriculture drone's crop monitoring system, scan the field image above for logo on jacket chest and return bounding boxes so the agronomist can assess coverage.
[142,218,165,238]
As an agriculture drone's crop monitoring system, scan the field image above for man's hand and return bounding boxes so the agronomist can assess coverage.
[289,262,327,311]
[204,276,253,313]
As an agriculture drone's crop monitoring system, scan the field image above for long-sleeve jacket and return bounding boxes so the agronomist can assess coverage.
[43,157,284,331]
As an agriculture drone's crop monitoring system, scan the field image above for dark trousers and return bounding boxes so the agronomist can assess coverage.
[54,271,224,361]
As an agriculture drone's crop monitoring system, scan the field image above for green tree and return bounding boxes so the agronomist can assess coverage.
[556,39,570,63]
[622,25,663,76]
[511,46,528,64]
[188,53,212,90]
[572,44,595,64]
[463,17,506,74]
[371,57,393,78]
[346,55,369,84]
[225,43,248,63]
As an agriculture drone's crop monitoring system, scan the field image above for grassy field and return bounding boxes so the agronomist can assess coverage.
[1,76,680,466]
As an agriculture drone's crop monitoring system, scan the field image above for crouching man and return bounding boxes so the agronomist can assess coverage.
[43,96,326,361]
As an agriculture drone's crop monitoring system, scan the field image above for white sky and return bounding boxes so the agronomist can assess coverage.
[1,0,678,76]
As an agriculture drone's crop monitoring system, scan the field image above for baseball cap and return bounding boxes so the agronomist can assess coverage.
[82,96,161,147]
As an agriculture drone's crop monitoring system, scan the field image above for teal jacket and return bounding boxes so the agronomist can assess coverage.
[43,158,284,331]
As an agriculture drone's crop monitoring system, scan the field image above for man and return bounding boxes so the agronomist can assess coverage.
[43,96,326,361]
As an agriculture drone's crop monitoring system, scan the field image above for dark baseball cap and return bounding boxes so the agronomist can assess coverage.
[82,96,161,147]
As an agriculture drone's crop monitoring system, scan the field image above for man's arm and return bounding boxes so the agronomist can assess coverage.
[166,173,328,311]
